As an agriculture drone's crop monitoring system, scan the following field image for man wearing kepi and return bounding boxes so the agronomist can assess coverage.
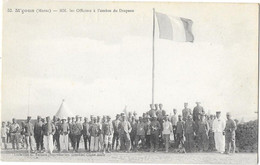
[24,116,36,152]
[59,117,70,152]
[212,111,226,153]
[118,114,132,152]
[9,118,20,150]
[34,116,44,152]
[150,113,161,152]
[224,112,237,154]
[42,116,56,154]
[82,117,90,151]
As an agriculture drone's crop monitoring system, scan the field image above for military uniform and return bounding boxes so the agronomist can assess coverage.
[118,120,132,152]
[176,120,185,148]
[130,120,137,149]
[71,121,83,152]
[182,108,192,121]
[184,119,195,152]
[208,118,215,151]
[112,118,120,150]
[53,121,61,151]
[103,120,114,152]
[134,121,146,151]
[89,122,99,152]
[225,118,237,153]
[82,121,90,151]
[42,121,55,153]
[34,120,43,151]
[9,122,20,150]
[24,121,36,151]
[59,121,69,152]
[150,119,161,152]
[198,120,209,151]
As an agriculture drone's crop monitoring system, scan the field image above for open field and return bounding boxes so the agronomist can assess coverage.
[1,149,258,164]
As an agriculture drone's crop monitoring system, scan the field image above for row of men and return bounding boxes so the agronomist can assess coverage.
[1,102,237,154]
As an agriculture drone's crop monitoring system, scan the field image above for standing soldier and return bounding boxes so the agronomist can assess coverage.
[34,116,43,152]
[112,114,120,151]
[103,116,114,153]
[118,114,132,152]
[144,116,151,151]
[212,111,226,153]
[42,116,55,154]
[162,115,173,153]
[171,109,178,142]
[52,116,60,152]
[67,117,73,151]
[24,116,36,152]
[134,117,146,152]
[9,118,20,150]
[130,116,137,150]
[208,114,216,151]
[148,104,155,117]
[198,114,209,152]
[182,103,192,122]
[224,112,237,154]
[82,117,90,152]
[89,117,99,152]
[73,115,83,152]
[176,115,185,149]
[59,117,69,152]
[184,115,195,152]
[193,102,205,132]
[97,116,103,151]
[149,114,161,152]
[6,121,11,143]
[1,122,8,149]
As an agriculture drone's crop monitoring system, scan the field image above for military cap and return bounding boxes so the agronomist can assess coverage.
[46,116,50,119]
[196,102,201,104]
[107,116,111,119]
[184,102,188,105]
[71,117,75,119]
[216,111,221,114]
[61,117,66,120]
[226,112,231,116]
[122,113,126,117]
[116,114,120,117]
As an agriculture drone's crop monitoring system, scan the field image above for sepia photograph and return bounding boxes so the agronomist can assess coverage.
[1,0,259,164]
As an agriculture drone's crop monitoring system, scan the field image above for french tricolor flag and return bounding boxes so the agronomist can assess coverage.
[155,12,194,42]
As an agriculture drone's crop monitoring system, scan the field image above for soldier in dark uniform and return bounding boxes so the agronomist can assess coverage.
[184,115,195,152]
[149,114,161,152]
[52,116,60,152]
[148,104,155,117]
[82,117,90,151]
[198,114,209,151]
[34,116,44,152]
[176,115,185,149]
[224,112,237,154]
[182,103,192,122]
[112,114,120,151]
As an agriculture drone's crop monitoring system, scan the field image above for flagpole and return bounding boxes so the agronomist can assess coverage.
[152,8,155,105]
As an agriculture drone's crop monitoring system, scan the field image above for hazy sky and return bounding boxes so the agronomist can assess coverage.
[2,1,258,121]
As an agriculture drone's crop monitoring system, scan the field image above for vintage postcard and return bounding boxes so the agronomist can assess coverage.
[1,0,259,164]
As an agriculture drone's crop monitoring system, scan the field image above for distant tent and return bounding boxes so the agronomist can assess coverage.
[55,99,74,119]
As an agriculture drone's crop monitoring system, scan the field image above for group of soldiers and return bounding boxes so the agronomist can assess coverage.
[1,102,237,155]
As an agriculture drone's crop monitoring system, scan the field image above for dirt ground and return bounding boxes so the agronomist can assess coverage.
[1,149,258,164]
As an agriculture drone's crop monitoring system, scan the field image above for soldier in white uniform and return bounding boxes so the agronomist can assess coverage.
[212,111,226,153]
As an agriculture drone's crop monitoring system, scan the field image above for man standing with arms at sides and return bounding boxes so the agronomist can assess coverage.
[34,116,43,152]
[6,121,11,143]
[89,117,99,152]
[52,116,60,152]
[9,118,20,150]
[208,114,216,151]
[118,114,132,152]
[176,115,185,149]
[73,115,83,152]
[130,116,137,150]
[162,115,172,153]
[42,116,55,154]
[149,113,161,152]
[224,112,237,154]
[112,114,120,151]
[212,111,226,154]
[59,117,69,152]
[182,103,192,122]
[184,115,195,152]
[144,116,151,151]
[82,117,90,152]
[67,117,73,151]
[193,102,205,132]
[97,116,103,152]
[148,104,155,118]
[197,114,209,152]
[103,116,114,153]
[24,116,36,152]
[134,117,146,152]
[171,109,178,142]
[1,122,8,149]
